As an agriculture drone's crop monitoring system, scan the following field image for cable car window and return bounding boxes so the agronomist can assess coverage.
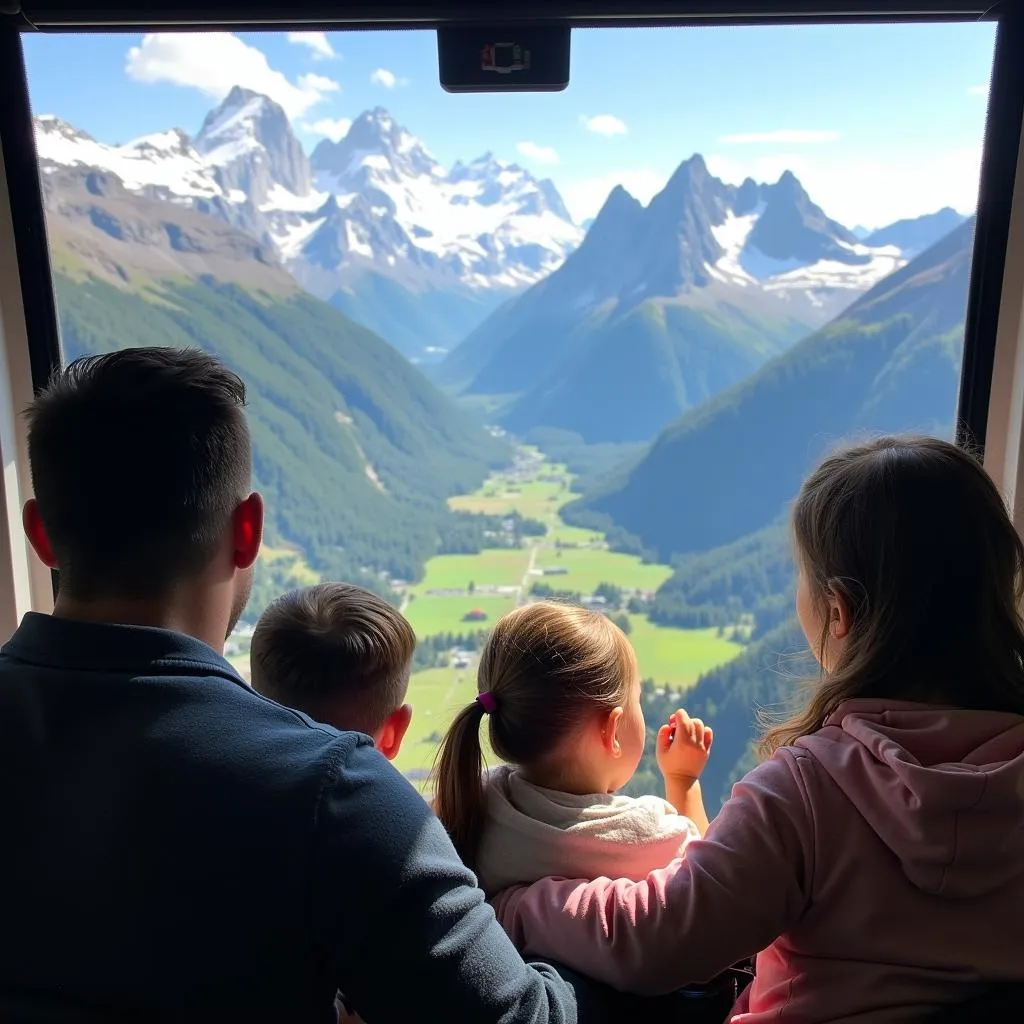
[21,22,996,806]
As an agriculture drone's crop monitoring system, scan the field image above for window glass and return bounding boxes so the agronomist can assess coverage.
[23,23,996,803]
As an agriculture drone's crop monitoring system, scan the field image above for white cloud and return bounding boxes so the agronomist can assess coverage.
[125,32,339,119]
[561,169,666,223]
[581,114,628,137]
[516,141,559,165]
[370,68,398,89]
[304,117,353,142]
[298,72,340,94]
[286,31,336,60]
[704,146,982,229]
[968,84,989,96]
[718,129,841,145]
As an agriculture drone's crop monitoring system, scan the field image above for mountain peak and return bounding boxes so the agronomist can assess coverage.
[129,128,195,158]
[568,183,644,264]
[657,154,728,212]
[197,87,288,144]
[862,207,970,257]
[344,107,424,158]
[35,115,96,144]
[604,183,642,212]
[195,85,311,202]
[744,168,860,267]
[771,169,809,201]
[311,107,439,189]
[222,85,276,112]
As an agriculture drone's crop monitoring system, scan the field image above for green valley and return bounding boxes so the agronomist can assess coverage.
[390,448,747,784]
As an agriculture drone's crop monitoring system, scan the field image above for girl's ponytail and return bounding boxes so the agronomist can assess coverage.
[432,602,636,867]
[432,699,488,869]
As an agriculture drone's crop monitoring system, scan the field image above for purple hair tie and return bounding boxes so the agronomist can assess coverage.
[477,691,498,714]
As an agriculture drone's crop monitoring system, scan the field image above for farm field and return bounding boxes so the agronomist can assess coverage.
[413,548,531,591]
[626,617,742,688]
[404,594,517,638]
[532,547,673,595]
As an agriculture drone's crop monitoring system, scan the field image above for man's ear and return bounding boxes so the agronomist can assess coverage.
[600,706,624,759]
[22,500,57,569]
[232,493,264,570]
[377,704,413,761]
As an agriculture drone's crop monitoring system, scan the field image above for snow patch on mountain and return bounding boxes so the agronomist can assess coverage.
[701,190,906,314]
[308,115,582,288]
[35,116,222,202]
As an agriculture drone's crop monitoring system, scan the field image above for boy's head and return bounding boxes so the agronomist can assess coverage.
[250,583,415,759]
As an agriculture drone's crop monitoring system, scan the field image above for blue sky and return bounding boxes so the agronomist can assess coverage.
[23,23,995,228]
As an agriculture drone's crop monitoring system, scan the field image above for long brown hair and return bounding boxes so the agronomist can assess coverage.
[432,602,636,868]
[761,435,1024,757]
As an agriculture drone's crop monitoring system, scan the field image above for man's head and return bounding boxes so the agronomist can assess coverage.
[24,347,262,642]
[250,583,416,759]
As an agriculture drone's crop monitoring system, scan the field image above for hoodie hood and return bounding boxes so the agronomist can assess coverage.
[797,699,1024,899]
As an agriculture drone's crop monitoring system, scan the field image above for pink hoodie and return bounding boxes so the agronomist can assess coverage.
[494,699,1024,1022]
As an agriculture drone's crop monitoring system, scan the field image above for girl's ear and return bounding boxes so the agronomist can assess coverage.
[601,706,625,758]
[828,587,852,640]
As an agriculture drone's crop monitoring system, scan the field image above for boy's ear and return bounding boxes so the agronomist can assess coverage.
[377,704,413,761]
[600,706,624,759]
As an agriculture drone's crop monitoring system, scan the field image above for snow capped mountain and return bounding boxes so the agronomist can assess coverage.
[699,165,904,319]
[33,97,951,370]
[35,115,223,204]
[309,109,581,290]
[33,96,582,359]
[517,154,906,326]
[441,153,936,444]
[863,207,968,258]
[194,86,313,205]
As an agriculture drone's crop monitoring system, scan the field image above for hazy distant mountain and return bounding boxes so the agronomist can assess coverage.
[863,207,968,258]
[572,217,974,555]
[441,156,907,444]
[34,99,581,360]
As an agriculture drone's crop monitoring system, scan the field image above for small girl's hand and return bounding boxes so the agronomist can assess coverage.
[656,709,713,783]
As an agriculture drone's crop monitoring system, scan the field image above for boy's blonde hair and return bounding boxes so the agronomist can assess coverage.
[251,583,416,736]
[431,601,636,868]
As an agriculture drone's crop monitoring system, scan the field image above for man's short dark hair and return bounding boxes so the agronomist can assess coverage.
[251,583,416,736]
[28,346,250,599]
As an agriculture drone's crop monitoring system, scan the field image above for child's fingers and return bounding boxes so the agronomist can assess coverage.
[674,709,698,745]
[703,726,714,751]
[657,723,673,751]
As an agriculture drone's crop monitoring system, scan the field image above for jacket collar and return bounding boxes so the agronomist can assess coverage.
[2,611,246,688]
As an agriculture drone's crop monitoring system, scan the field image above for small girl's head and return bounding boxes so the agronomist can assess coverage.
[763,435,1024,756]
[432,601,642,866]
